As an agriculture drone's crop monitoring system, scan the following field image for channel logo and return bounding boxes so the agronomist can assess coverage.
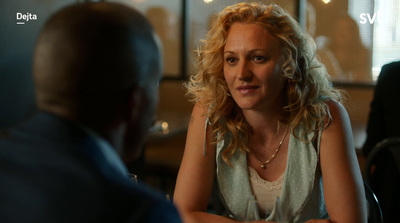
[16,12,37,25]
[359,11,381,24]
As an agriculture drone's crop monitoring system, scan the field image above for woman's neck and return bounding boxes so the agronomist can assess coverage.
[242,108,288,137]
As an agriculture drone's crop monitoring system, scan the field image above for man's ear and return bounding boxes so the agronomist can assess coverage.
[127,87,144,123]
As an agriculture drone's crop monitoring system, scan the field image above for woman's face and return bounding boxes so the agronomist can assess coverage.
[223,23,285,112]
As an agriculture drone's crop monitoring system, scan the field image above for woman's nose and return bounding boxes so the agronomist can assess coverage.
[237,61,252,81]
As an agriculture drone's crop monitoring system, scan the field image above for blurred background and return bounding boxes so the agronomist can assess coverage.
[1,0,399,197]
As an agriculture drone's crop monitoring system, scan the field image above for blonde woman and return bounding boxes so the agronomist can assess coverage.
[174,2,367,223]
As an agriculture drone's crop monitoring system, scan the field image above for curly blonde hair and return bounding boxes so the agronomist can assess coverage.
[186,2,341,165]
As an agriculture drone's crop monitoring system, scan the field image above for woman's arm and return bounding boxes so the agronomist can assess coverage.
[173,102,240,223]
[319,101,368,223]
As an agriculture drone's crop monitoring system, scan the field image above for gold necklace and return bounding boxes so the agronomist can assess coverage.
[249,126,289,169]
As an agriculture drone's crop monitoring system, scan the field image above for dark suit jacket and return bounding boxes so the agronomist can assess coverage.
[0,112,181,223]
[363,61,400,156]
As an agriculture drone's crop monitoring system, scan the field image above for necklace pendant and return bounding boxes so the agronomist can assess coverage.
[260,164,266,169]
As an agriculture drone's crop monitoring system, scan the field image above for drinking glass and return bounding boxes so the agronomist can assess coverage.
[128,173,138,184]
[274,196,283,222]
[244,196,260,222]
[245,196,284,222]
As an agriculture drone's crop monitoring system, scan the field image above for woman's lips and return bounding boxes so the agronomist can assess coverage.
[236,85,259,95]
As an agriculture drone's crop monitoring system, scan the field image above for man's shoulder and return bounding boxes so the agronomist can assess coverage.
[0,113,182,223]
[385,61,400,70]
[123,184,182,222]
[380,61,400,81]
[0,142,181,223]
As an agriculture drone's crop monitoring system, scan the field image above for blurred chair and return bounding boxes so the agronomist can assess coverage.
[364,137,400,183]
[364,137,400,223]
[364,181,383,223]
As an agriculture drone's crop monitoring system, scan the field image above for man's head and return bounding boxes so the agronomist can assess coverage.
[33,2,162,160]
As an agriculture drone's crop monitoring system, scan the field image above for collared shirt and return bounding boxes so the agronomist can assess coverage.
[79,125,129,178]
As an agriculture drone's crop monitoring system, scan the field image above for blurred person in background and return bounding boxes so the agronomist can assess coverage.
[317,14,372,82]
[363,61,400,222]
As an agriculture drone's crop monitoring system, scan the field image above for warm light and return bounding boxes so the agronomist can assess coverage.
[161,121,169,134]
[204,0,213,3]
[321,0,332,4]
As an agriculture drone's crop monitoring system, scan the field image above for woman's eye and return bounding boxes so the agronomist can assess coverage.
[225,57,237,64]
[252,55,266,62]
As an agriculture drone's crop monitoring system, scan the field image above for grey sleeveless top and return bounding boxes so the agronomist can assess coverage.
[213,122,328,222]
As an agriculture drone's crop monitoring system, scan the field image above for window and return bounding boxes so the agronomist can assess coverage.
[309,0,400,83]
[111,0,183,78]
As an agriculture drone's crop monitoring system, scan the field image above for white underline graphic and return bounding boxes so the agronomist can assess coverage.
[16,22,25,25]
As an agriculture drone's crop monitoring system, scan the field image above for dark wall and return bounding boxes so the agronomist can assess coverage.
[0,0,75,128]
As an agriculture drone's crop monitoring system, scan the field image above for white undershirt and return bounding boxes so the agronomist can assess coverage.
[248,166,284,218]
